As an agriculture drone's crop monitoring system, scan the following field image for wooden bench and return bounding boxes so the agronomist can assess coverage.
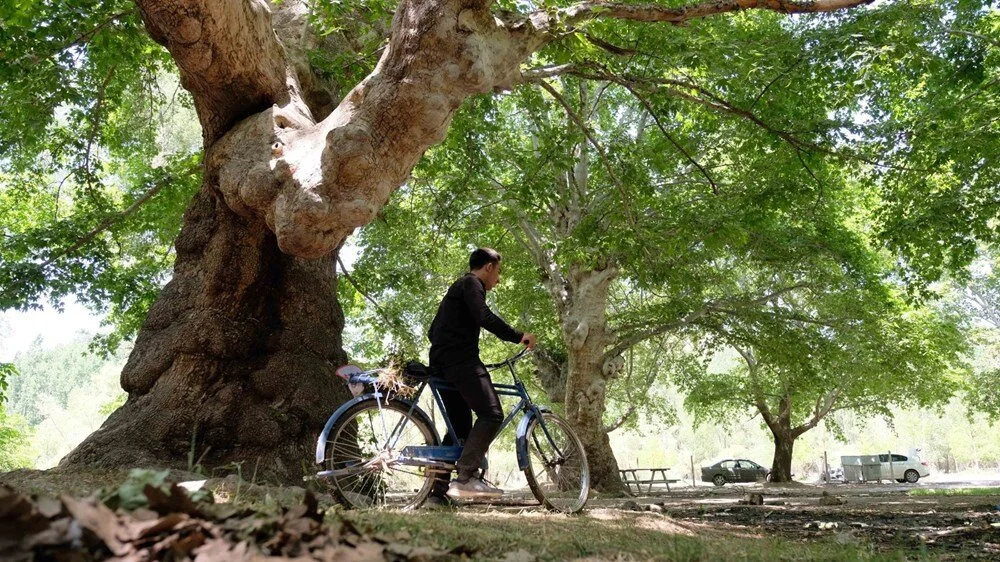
[619,468,680,494]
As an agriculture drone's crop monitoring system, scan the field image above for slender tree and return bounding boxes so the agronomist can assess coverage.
[680,277,967,481]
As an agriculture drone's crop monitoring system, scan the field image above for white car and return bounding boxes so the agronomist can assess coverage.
[878,453,930,483]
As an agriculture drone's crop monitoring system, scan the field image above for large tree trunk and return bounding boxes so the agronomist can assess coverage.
[760,393,797,483]
[755,385,837,484]
[61,186,350,481]
[518,125,628,493]
[770,430,796,483]
[562,266,628,494]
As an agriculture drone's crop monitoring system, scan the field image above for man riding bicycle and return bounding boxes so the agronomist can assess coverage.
[427,248,535,502]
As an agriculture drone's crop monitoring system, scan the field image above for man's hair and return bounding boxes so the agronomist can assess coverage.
[469,248,501,271]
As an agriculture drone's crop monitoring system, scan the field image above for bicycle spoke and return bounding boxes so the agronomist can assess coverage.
[384,465,429,479]
[386,412,411,449]
[523,413,589,513]
[529,430,556,467]
[325,400,437,509]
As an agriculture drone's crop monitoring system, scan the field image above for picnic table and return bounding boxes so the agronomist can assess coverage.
[619,468,680,494]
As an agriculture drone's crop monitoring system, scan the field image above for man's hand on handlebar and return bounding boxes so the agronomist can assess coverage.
[521,332,537,350]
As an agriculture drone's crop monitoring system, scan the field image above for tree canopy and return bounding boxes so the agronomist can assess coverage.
[3,0,996,339]
[0,3,201,353]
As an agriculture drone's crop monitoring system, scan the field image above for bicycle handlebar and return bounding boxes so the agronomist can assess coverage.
[483,346,532,370]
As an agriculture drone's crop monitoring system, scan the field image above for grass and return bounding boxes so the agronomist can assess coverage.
[0,468,957,561]
[908,487,1000,497]
[341,507,913,561]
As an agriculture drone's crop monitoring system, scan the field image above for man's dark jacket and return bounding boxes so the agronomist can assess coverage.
[428,273,523,368]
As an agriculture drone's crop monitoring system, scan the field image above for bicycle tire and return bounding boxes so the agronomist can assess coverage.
[523,412,589,513]
[324,398,439,509]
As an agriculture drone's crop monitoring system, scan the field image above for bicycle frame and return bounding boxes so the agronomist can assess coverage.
[314,349,565,476]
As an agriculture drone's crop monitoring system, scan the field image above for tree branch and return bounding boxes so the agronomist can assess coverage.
[604,403,638,433]
[524,64,932,174]
[81,65,118,195]
[615,78,720,195]
[640,75,819,152]
[535,63,817,157]
[948,28,1000,49]
[735,344,757,371]
[581,32,639,56]
[604,337,666,433]
[605,305,712,360]
[535,79,638,228]
[607,283,809,359]
[40,170,187,269]
[335,255,401,336]
[516,216,570,315]
[522,64,579,80]
[134,0,292,144]
[709,307,842,327]
[733,342,778,427]
[750,56,805,110]
[71,12,130,48]
[561,0,875,26]
[755,396,779,434]
[792,388,841,437]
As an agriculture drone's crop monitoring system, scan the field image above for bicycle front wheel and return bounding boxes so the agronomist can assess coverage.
[523,412,589,513]
[324,399,438,510]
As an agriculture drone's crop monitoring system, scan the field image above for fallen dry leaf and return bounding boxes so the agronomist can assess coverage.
[2,484,460,561]
[130,512,188,540]
[35,496,63,519]
[61,494,128,556]
[192,537,255,562]
[143,483,204,516]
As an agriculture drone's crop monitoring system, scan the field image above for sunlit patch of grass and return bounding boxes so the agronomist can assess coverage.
[342,507,911,561]
[908,487,1000,497]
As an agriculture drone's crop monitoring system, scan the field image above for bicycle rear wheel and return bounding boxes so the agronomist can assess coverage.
[523,412,589,513]
[324,399,438,509]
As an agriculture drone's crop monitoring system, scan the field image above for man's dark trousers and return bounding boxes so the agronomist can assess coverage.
[431,359,503,493]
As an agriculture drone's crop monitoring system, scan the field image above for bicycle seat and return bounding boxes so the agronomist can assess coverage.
[403,361,436,381]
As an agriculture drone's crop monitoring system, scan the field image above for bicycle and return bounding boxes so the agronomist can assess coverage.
[311,348,590,513]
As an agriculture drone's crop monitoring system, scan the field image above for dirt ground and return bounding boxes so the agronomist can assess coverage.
[4,469,999,560]
[585,481,1000,560]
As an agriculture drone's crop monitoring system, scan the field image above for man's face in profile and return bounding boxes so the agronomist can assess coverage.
[483,261,501,291]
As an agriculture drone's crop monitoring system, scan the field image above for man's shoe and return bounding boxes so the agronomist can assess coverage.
[445,478,503,499]
[422,494,455,509]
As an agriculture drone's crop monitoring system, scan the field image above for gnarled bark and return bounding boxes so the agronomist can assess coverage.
[62,186,350,481]
[144,0,550,260]
[533,349,568,403]
[64,0,552,482]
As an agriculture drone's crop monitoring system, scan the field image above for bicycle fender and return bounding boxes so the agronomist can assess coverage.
[314,392,384,464]
[515,406,552,471]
